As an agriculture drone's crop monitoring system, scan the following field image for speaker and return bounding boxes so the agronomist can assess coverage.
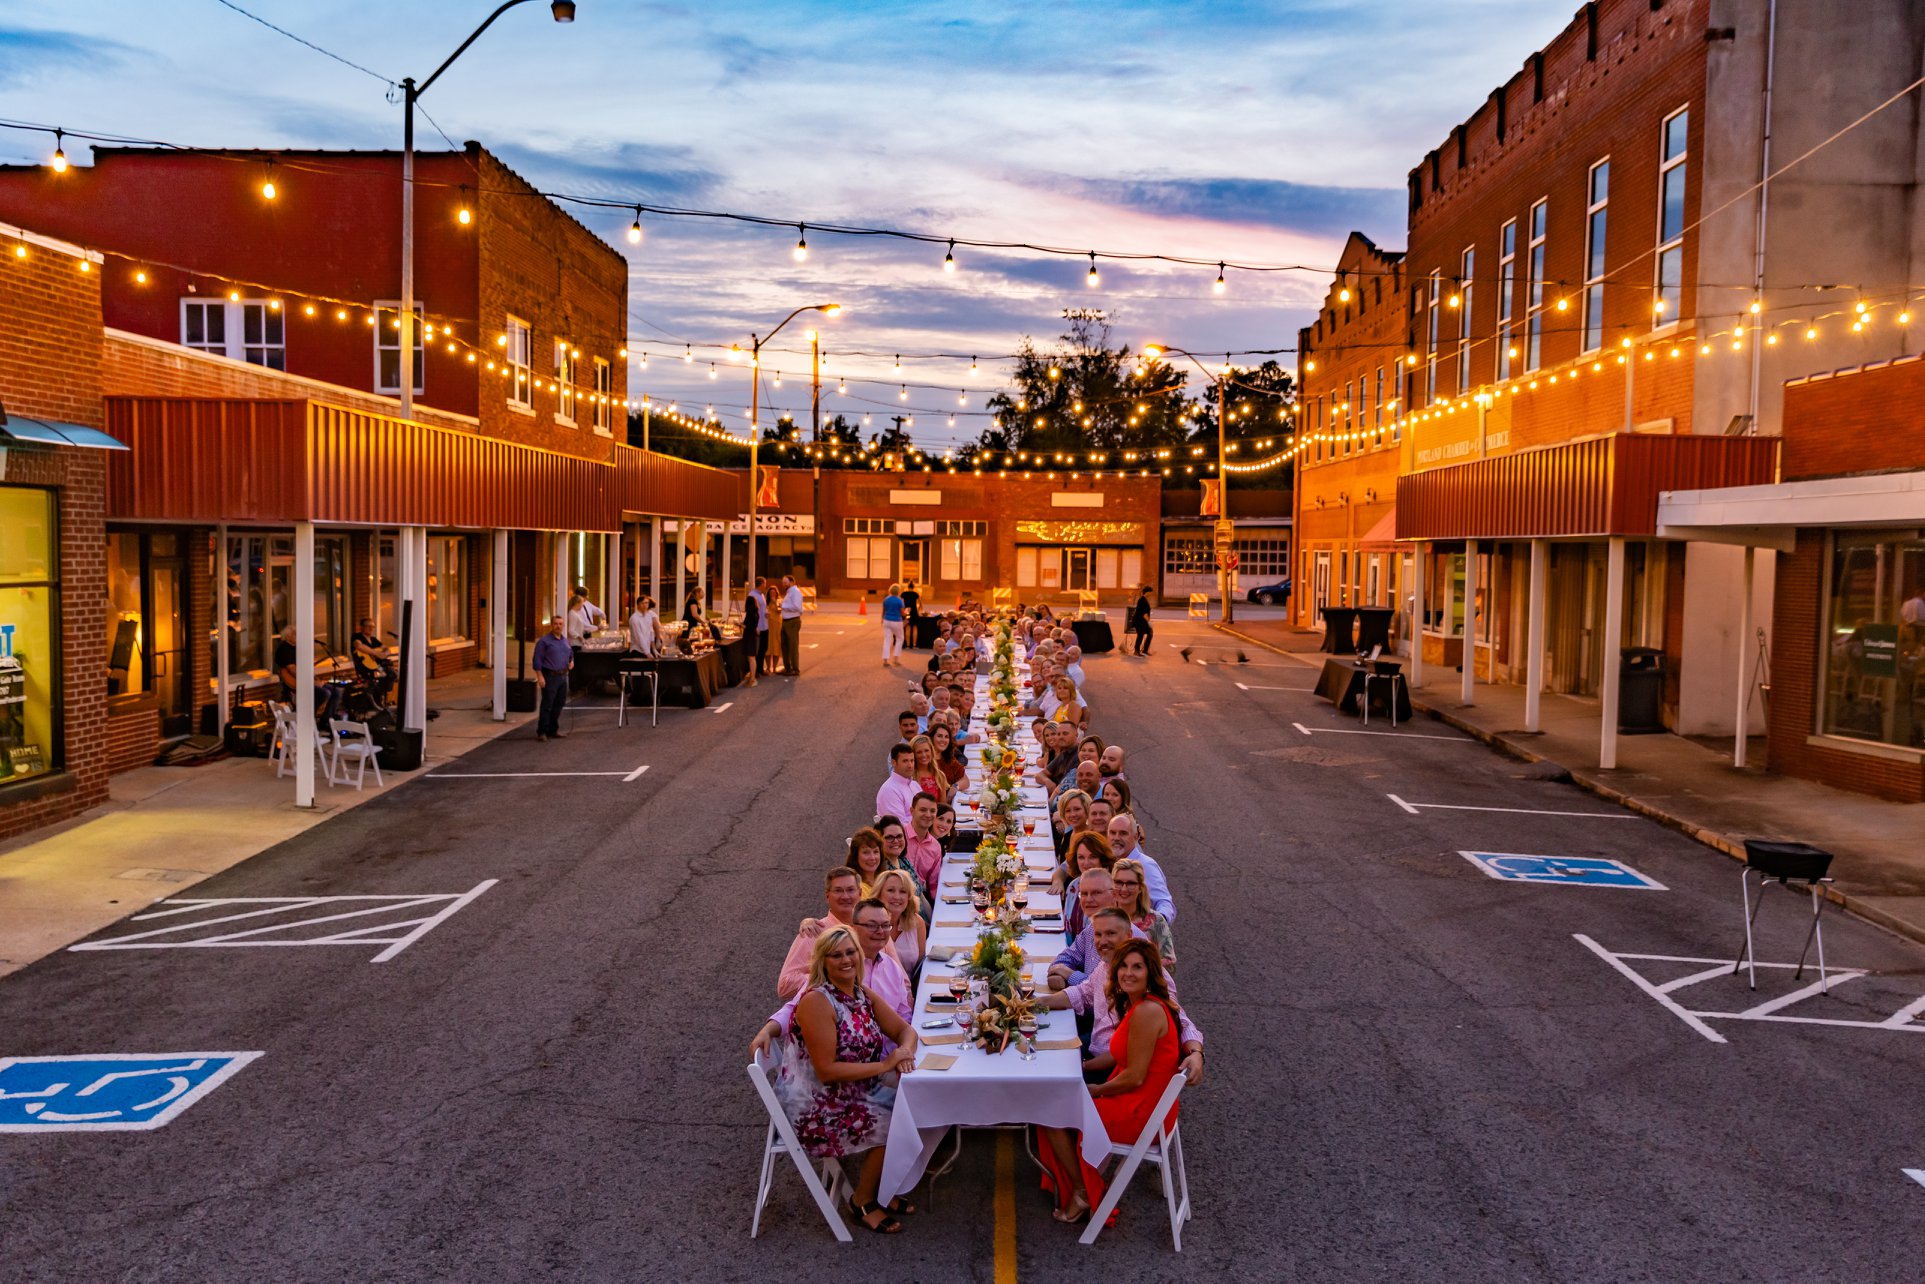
[507,678,539,712]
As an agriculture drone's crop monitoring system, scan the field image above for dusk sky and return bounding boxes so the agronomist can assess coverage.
[1,0,1574,447]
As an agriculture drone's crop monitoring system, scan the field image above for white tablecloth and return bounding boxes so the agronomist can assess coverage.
[878,803,1110,1203]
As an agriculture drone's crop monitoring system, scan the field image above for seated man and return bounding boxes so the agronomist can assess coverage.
[1086,796,1116,836]
[928,684,953,723]
[905,792,945,892]
[876,742,921,825]
[775,868,863,998]
[1034,722,1075,788]
[908,691,932,733]
[896,709,920,743]
[1063,645,1086,688]
[1098,744,1127,781]
[756,898,912,1045]
[1045,870,1145,988]
[1038,908,1204,1084]
[1057,758,1101,805]
[1106,812,1175,923]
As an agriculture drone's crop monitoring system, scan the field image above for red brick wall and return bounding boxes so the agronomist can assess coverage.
[1766,530,1924,801]
[105,702,159,773]
[0,229,112,839]
[1780,358,1925,481]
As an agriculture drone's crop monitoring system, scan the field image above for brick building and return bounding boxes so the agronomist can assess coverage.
[1294,232,1409,629]
[0,224,114,841]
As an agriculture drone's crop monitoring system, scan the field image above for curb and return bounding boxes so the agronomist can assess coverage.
[1214,621,1925,950]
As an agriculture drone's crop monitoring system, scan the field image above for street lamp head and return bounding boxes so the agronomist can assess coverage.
[550,1,577,21]
[818,304,843,316]
[1142,343,1168,359]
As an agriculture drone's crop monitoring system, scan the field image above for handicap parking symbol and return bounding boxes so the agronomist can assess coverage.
[1458,851,1666,891]
[0,1052,261,1132]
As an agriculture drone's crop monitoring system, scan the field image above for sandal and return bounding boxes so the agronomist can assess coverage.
[885,1195,918,1216]
[1051,1196,1092,1224]
[850,1199,903,1234]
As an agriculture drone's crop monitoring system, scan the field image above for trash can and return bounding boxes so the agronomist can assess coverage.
[1618,646,1665,734]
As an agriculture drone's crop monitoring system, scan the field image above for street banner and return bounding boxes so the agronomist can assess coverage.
[1200,478,1220,517]
[758,466,780,508]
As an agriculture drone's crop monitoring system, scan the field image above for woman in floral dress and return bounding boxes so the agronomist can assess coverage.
[780,926,919,1233]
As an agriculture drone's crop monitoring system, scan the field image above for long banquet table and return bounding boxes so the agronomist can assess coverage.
[878,670,1111,1203]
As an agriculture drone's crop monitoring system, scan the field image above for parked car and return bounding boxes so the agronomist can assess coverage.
[1245,577,1291,606]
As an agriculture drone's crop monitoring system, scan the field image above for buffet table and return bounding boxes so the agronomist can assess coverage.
[648,651,729,709]
[1069,617,1115,654]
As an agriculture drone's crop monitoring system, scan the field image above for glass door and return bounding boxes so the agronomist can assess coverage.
[900,538,926,589]
[1313,551,1331,617]
[147,534,190,735]
[1065,548,1093,592]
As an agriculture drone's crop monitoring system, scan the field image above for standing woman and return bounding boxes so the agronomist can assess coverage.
[780,926,918,1233]
[873,868,927,977]
[750,576,772,678]
[681,585,704,636]
[1130,584,1154,657]
[740,581,762,686]
[881,582,906,667]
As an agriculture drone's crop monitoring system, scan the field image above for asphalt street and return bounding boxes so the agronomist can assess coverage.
[2,608,1923,1282]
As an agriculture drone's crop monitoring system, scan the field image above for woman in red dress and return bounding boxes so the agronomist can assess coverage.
[1037,940,1183,1223]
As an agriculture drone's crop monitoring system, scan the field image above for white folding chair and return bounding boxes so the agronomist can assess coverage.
[268,702,296,777]
[746,1053,852,1242]
[325,718,384,790]
[1080,1070,1192,1250]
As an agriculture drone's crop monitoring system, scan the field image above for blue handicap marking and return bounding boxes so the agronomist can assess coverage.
[1458,851,1666,891]
[0,1052,261,1132]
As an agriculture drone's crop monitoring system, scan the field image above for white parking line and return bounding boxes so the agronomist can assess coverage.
[1573,935,1728,1044]
[1387,792,1636,819]
[1904,1169,1925,1189]
[622,763,651,782]
[426,764,650,780]
[1292,722,1463,740]
[711,702,734,714]
[1235,682,1317,692]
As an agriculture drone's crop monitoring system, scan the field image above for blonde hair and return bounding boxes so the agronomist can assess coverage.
[872,867,923,928]
[909,733,937,768]
[807,925,864,990]
[1110,857,1153,919]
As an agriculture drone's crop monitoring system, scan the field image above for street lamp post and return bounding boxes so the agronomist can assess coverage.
[746,304,841,607]
[1145,343,1236,623]
[399,0,575,424]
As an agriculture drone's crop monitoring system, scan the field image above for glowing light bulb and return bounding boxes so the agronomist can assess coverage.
[1086,253,1099,287]
[943,239,956,273]
[228,290,240,302]
[1338,284,1351,303]
[1213,262,1226,295]
[1653,298,1667,314]
[135,270,148,284]
[1749,299,1761,315]
[709,363,718,379]
[793,224,808,262]
[684,345,693,363]
[899,385,908,400]
[50,131,67,173]
[627,209,643,244]
[261,177,277,201]
[838,380,847,395]
[458,206,472,226]
[1556,296,1569,312]
[1805,326,1818,340]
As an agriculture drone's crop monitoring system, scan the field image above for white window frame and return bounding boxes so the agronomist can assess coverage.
[939,537,983,581]
[592,356,612,434]
[1359,368,1372,447]
[1583,159,1610,352]
[505,316,532,410]
[180,297,285,370]
[1525,200,1547,372]
[1655,108,1689,327]
[1425,269,1441,405]
[554,341,578,426]
[1497,219,1517,381]
[1457,246,1475,393]
[373,300,424,395]
[1374,366,1385,442]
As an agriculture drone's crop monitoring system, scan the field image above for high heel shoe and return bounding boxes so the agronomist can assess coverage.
[849,1199,903,1234]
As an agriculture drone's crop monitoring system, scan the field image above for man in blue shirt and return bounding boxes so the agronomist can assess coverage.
[532,614,574,742]
[880,582,905,667]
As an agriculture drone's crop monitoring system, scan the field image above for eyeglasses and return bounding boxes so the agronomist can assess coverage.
[856,920,892,932]
[883,834,906,845]
[1112,879,1141,889]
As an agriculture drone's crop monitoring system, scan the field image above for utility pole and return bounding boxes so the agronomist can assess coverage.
[1219,358,1235,625]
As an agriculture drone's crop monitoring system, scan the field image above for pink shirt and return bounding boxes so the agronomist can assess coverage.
[1066,958,1203,1051]
[769,947,913,1027]
[876,771,920,825]
[776,915,848,1000]
[904,829,944,892]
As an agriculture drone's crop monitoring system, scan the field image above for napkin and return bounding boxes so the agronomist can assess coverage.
[918,1053,959,1071]
[1032,1038,1081,1052]
[935,919,975,928]
[921,1032,966,1046]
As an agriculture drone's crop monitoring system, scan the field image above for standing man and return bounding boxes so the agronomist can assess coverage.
[880,582,905,666]
[1129,584,1154,657]
[533,614,573,742]
[778,574,804,677]
[750,576,771,679]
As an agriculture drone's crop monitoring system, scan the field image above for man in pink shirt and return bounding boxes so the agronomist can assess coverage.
[753,899,912,1056]
[876,742,920,825]
[904,791,945,891]
[775,868,862,999]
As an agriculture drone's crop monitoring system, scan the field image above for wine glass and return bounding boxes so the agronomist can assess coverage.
[1011,883,1029,914]
[948,971,970,1004]
[955,1004,974,1049]
[1022,818,1036,838]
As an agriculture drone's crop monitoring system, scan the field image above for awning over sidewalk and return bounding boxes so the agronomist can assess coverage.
[0,411,127,451]
[1657,469,1925,550]
[1357,507,1398,549]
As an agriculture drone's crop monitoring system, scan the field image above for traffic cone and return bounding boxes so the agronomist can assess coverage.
[858,595,868,616]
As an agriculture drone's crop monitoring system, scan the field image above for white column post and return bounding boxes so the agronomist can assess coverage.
[1408,543,1426,688]
[405,525,429,734]
[674,519,688,618]
[215,523,231,733]
[720,529,734,616]
[697,523,710,612]
[491,528,509,721]
[1600,536,1626,769]
[1735,545,1755,768]
[1460,539,1479,706]
[553,534,570,621]
[603,532,619,623]
[1525,538,1548,733]
[649,517,661,608]
[294,520,318,807]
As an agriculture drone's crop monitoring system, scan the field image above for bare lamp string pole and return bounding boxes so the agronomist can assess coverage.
[746,304,842,608]
[1143,343,1235,624]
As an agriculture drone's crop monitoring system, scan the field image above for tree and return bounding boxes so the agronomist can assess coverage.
[1187,359,1297,489]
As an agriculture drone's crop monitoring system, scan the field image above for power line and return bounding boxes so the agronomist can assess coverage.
[210,0,396,87]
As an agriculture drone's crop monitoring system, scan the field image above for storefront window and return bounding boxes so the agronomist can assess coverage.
[107,532,146,696]
[0,487,59,782]
[1822,531,1925,749]
[216,532,348,679]
[427,536,468,639]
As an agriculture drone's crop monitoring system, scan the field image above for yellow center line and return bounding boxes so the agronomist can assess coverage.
[995,1131,1019,1284]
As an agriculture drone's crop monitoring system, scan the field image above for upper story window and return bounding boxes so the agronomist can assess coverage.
[555,342,578,425]
[1497,219,1517,381]
[1655,108,1689,325]
[1374,366,1385,440]
[1583,159,1610,352]
[1457,247,1475,393]
[1425,270,1441,405]
[373,301,424,395]
[181,297,285,371]
[592,357,612,433]
[1525,200,1548,372]
[505,316,532,409]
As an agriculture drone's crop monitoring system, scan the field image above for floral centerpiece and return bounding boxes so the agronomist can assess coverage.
[967,992,1039,1054]
[972,833,1025,892]
[963,917,1038,1053]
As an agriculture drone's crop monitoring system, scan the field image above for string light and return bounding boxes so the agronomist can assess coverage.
[793,224,808,262]
[1086,253,1099,288]
[49,130,66,173]
[943,239,956,273]
[1213,262,1226,295]
[627,207,643,244]
[260,162,277,201]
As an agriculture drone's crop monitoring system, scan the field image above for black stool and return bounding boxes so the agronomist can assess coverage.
[617,659,660,728]
[1733,839,1834,991]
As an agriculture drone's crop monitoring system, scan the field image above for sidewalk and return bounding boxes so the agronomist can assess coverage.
[0,668,535,978]
[1220,617,1925,946]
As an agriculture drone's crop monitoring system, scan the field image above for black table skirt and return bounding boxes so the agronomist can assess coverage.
[1353,607,1397,657]
[1069,618,1115,653]
[1316,656,1412,720]
[635,652,728,708]
[716,635,751,687]
[1319,606,1360,654]
[912,615,943,649]
[569,647,628,693]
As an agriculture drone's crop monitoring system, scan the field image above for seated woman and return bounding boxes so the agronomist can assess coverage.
[844,825,889,897]
[929,723,968,794]
[910,734,952,806]
[1037,940,1182,1225]
[1099,775,1133,818]
[872,868,926,978]
[875,816,927,902]
[1049,676,1088,733]
[779,926,919,1233]
[1060,829,1115,941]
[1110,858,1175,967]
[1049,789,1093,874]
[931,801,959,852]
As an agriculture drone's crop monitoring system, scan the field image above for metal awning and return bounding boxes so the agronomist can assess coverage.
[0,412,128,451]
[1358,507,1398,549]
[1657,469,1925,550]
